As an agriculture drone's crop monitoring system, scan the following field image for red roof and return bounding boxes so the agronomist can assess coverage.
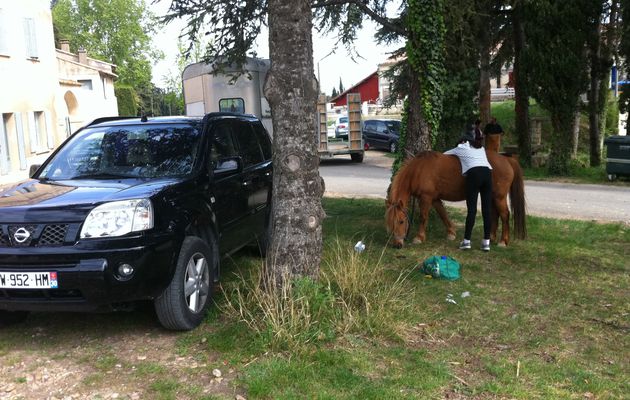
[330,71,379,106]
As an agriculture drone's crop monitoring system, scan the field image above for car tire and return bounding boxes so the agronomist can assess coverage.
[350,152,364,163]
[389,141,397,153]
[0,310,29,326]
[155,236,215,331]
[607,173,617,181]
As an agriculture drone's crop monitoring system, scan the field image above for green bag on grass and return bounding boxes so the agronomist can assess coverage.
[421,256,461,280]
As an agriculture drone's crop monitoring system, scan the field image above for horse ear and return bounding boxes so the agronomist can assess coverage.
[397,199,404,209]
[385,199,391,207]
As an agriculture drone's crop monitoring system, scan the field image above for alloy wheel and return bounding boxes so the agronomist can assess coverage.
[183,252,210,313]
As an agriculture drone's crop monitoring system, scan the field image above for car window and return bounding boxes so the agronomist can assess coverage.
[252,123,272,161]
[364,121,374,131]
[39,124,201,180]
[210,121,237,162]
[232,120,263,167]
[338,117,348,124]
[219,98,245,113]
[376,122,388,133]
[386,121,401,133]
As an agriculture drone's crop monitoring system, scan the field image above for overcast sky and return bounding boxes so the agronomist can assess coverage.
[149,3,402,96]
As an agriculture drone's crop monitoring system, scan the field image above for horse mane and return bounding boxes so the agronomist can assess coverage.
[389,152,440,207]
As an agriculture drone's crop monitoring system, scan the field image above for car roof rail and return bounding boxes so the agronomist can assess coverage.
[86,116,139,127]
[203,112,258,121]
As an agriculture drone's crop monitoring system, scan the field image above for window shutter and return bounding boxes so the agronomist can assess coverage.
[23,18,38,59]
[15,113,27,170]
[28,111,38,153]
[45,112,54,149]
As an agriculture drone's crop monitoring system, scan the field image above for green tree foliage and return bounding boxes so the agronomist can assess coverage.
[331,87,338,97]
[338,77,345,94]
[435,0,482,151]
[114,85,138,116]
[52,0,159,89]
[618,0,630,135]
[523,0,598,175]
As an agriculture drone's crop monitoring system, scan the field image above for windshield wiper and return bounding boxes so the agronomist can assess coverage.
[72,172,137,179]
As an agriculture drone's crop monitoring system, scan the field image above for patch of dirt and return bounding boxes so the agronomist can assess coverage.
[0,311,244,400]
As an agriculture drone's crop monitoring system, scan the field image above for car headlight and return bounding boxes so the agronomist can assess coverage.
[80,199,153,239]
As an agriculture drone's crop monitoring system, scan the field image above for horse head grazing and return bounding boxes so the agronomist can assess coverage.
[385,199,408,249]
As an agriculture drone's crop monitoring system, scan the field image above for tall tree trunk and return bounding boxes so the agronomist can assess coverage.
[588,18,603,167]
[479,41,492,126]
[513,1,531,166]
[549,110,576,175]
[405,66,431,157]
[264,0,324,286]
[571,108,581,158]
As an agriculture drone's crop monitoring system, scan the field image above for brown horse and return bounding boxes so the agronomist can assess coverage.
[385,151,526,248]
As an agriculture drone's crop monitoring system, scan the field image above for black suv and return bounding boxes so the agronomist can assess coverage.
[0,113,272,330]
[362,119,401,153]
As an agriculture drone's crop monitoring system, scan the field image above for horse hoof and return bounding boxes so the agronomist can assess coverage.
[412,237,423,244]
[447,234,456,241]
[498,241,507,247]
[392,242,404,249]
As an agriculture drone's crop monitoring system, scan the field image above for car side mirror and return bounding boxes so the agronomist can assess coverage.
[29,164,41,178]
[213,156,242,175]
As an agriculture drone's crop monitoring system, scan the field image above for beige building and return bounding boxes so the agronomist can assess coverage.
[0,0,117,180]
[57,40,118,134]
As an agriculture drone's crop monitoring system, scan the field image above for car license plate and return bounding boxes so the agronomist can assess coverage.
[0,272,58,289]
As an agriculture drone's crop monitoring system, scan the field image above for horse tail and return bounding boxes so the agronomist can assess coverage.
[507,156,527,239]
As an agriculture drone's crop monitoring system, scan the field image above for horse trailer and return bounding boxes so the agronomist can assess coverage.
[182,58,364,162]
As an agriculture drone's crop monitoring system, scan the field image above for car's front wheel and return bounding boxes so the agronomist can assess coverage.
[389,141,397,153]
[155,236,215,331]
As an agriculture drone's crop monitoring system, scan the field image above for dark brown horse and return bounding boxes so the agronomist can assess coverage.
[385,151,526,248]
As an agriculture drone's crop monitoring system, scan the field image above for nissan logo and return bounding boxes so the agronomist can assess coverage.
[13,227,31,243]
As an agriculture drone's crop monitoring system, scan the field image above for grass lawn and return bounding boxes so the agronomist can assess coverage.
[190,198,629,399]
[0,198,627,399]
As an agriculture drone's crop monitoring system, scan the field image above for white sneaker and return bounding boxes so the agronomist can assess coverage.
[481,239,490,252]
[459,240,471,250]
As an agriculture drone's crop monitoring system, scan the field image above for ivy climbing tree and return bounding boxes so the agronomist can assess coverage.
[392,0,446,174]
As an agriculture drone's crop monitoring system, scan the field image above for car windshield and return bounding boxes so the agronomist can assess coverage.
[339,117,348,124]
[39,123,202,180]
[386,121,401,133]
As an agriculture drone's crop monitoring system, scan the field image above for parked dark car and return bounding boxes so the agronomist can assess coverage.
[0,113,272,331]
[362,119,401,153]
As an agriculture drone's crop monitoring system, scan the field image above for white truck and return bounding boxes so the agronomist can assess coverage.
[182,58,364,162]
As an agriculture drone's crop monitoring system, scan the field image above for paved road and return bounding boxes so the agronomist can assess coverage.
[319,151,630,224]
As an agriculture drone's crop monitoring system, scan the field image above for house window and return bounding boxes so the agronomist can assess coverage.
[0,9,9,56]
[79,79,93,90]
[219,98,245,114]
[29,111,47,153]
[23,18,38,59]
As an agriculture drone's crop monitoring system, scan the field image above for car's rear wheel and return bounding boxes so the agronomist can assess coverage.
[350,152,364,163]
[155,236,215,331]
[0,310,29,326]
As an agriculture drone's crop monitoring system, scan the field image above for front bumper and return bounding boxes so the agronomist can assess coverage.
[0,233,181,312]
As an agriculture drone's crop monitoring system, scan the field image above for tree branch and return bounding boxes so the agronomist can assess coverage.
[312,0,407,37]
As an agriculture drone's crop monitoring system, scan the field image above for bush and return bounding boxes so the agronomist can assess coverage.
[115,85,138,116]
